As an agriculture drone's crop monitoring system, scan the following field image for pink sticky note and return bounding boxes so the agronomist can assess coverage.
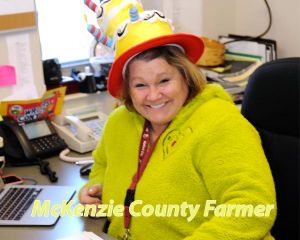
[0,65,17,87]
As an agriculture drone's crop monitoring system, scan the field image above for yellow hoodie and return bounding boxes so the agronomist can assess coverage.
[85,84,276,240]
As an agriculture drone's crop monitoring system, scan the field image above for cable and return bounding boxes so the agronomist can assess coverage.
[21,177,38,185]
[59,148,94,163]
[223,0,272,45]
[255,0,272,38]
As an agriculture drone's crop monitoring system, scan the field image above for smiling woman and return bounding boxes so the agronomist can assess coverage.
[79,1,277,239]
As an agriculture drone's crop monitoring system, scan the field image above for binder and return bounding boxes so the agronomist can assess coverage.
[219,34,277,63]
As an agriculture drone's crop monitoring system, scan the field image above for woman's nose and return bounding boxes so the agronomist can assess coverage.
[147,86,161,101]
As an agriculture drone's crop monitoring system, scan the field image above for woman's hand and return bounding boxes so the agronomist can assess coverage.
[79,183,102,204]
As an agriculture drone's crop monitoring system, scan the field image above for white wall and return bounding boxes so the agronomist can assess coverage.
[142,0,206,35]
[142,0,300,58]
[234,0,300,58]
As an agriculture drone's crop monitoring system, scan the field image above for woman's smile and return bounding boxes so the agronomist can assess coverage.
[146,101,169,109]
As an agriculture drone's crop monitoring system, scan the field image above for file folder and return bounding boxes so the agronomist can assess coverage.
[219,34,277,63]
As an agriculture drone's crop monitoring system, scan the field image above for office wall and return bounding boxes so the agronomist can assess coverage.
[235,0,300,58]
[142,0,207,35]
[143,0,300,58]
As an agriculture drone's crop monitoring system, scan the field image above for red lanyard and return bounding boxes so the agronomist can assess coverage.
[123,121,162,234]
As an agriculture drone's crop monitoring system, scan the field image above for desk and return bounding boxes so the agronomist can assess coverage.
[1,155,116,240]
[1,91,117,239]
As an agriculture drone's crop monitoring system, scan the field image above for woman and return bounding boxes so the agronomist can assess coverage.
[79,45,276,239]
[80,1,276,239]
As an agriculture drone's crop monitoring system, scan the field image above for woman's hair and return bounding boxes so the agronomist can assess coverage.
[122,45,207,111]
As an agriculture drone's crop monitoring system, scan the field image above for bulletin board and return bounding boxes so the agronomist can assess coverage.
[0,0,46,101]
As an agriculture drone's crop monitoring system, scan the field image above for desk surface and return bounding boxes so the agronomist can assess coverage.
[1,155,115,240]
[1,91,117,240]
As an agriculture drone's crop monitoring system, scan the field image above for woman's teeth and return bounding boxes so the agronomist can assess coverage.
[149,103,165,109]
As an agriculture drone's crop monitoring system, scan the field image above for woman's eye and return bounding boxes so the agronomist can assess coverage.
[160,78,170,84]
[134,83,146,88]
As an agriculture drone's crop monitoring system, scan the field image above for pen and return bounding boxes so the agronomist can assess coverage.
[75,160,94,165]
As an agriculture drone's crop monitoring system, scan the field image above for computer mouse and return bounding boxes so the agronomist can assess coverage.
[80,163,93,176]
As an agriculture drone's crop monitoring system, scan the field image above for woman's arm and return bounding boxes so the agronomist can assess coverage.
[185,112,276,240]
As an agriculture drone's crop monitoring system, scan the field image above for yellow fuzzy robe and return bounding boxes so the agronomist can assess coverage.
[84,84,276,240]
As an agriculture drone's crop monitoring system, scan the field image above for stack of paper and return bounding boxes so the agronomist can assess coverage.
[219,35,277,63]
[200,59,262,103]
[199,35,276,103]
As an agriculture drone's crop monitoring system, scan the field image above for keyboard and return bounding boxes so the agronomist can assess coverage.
[0,187,42,221]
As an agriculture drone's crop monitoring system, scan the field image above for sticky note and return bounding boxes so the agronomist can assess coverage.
[0,65,17,87]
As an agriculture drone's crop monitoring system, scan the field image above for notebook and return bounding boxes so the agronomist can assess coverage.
[0,177,76,226]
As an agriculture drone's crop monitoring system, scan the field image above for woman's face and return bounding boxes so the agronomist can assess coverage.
[128,57,189,131]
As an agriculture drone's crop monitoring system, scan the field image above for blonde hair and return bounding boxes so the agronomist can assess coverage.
[122,46,207,111]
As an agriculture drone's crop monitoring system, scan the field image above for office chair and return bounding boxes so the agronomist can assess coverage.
[241,57,300,239]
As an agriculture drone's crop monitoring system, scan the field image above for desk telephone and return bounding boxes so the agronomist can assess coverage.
[52,110,107,154]
[0,117,67,166]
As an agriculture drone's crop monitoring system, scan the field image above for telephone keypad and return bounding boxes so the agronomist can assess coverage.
[84,119,105,139]
[30,135,66,156]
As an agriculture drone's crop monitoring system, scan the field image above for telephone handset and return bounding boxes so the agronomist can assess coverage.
[64,115,94,142]
[1,117,35,162]
[0,116,67,166]
[52,110,107,154]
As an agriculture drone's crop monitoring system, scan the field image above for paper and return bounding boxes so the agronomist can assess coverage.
[57,231,104,240]
[223,61,262,83]
[4,33,39,100]
[219,36,267,63]
[0,65,16,86]
[0,0,35,15]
